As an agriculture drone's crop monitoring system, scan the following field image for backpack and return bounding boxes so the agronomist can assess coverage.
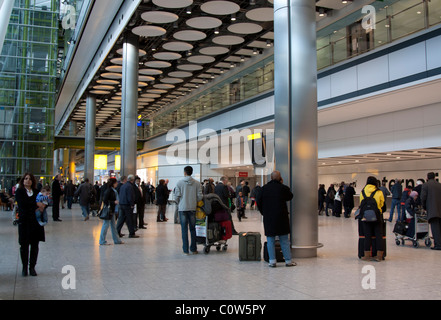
[358,189,380,222]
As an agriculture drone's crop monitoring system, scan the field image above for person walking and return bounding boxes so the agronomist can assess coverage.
[359,176,385,262]
[325,184,335,216]
[15,173,46,276]
[75,178,95,221]
[156,179,168,222]
[318,184,326,215]
[116,175,138,238]
[99,178,123,245]
[421,172,441,250]
[174,166,203,255]
[256,171,296,268]
[389,179,402,222]
[51,174,62,221]
[64,180,75,209]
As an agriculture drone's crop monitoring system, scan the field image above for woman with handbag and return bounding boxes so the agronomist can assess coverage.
[360,176,385,262]
[99,178,123,245]
[15,172,46,276]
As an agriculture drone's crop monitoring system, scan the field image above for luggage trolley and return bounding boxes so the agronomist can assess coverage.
[394,208,432,248]
[195,194,232,254]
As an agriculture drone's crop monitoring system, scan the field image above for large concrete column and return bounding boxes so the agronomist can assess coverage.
[68,121,77,182]
[84,95,96,182]
[274,0,320,258]
[120,33,139,177]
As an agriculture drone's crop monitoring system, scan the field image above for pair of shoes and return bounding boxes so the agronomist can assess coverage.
[183,252,190,256]
[190,251,198,255]
[84,216,89,221]
[100,242,110,246]
[128,234,139,238]
[54,219,62,222]
[139,226,147,229]
[285,262,297,267]
[119,233,125,238]
[268,263,277,268]
[29,267,37,276]
[242,216,248,219]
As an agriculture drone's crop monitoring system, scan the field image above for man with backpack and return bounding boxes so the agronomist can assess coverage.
[358,176,385,262]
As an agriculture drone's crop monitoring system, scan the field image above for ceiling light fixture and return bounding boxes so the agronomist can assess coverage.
[231,13,236,21]
[186,6,192,14]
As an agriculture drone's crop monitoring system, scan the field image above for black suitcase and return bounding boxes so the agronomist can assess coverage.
[358,220,387,259]
[239,232,261,261]
[263,241,285,263]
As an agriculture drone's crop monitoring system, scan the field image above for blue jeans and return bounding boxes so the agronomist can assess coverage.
[266,234,292,264]
[80,205,90,218]
[389,199,401,221]
[99,214,122,245]
[179,211,197,253]
[66,196,73,209]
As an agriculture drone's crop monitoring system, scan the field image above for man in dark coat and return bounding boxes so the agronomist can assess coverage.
[116,174,138,238]
[343,183,356,218]
[256,171,296,267]
[51,174,62,221]
[421,172,441,250]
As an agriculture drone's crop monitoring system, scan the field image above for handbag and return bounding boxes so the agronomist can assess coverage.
[99,205,111,220]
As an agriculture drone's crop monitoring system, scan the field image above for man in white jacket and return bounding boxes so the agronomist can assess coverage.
[175,166,203,255]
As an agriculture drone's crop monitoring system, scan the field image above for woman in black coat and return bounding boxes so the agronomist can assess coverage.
[15,172,45,276]
[256,171,296,267]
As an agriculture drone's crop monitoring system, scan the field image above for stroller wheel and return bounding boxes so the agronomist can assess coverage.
[395,240,401,246]
[413,240,419,248]
[204,246,210,254]
[425,238,432,247]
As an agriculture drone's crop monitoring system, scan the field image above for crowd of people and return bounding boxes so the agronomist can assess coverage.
[8,168,441,276]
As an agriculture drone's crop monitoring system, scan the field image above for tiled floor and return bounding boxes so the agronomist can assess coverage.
[1,204,441,300]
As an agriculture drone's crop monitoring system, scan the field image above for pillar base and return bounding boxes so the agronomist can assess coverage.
[291,243,323,258]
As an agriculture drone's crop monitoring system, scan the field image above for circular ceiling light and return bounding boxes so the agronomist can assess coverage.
[201,1,240,15]
[93,85,114,90]
[110,58,123,65]
[139,68,163,75]
[168,71,192,78]
[152,0,193,9]
[199,46,229,55]
[90,90,111,95]
[141,11,178,24]
[106,65,122,73]
[154,83,175,89]
[147,89,168,94]
[227,22,263,34]
[145,61,172,68]
[161,77,184,84]
[173,30,207,41]
[139,75,155,82]
[141,93,161,99]
[132,25,166,37]
[97,79,119,85]
[186,17,222,29]
[101,72,122,79]
[177,64,203,71]
[162,41,194,52]
[153,52,182,60]
[138,82,148,87]
[187,55,216,64]
[212,35,244,45]
[246,8,274,21]
[139,98,155,103]
[116,48,147,56]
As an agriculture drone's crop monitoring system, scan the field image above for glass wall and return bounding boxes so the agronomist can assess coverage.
[317,0,439,70]
[0,0,59,190]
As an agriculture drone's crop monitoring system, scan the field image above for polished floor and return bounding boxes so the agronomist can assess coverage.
[1,203,441,300]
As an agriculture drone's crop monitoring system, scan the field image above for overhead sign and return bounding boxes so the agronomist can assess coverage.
[94,155,107,170]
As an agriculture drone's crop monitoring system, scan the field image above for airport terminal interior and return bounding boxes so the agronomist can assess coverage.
[1,0,441,301]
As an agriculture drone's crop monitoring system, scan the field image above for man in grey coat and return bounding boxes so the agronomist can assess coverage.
[421,172,441,250]
[174,166,203,255]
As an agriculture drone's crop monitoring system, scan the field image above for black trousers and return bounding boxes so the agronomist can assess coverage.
[363,220,383,252]
[52,196,60,220]
[430,217,441,248]
[20,242,39,268]
[137,203,145,227]
[116,205,136,236]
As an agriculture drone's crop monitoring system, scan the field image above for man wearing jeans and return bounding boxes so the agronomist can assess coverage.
[256,171,296,268]
[174,166,203,255]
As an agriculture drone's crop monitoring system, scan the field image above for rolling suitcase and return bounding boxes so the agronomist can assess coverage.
[239,232,262,261]
[358,220,387,259]
[263,241,285,263]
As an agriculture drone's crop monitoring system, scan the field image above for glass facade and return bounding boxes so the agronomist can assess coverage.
[0,0,58,190]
